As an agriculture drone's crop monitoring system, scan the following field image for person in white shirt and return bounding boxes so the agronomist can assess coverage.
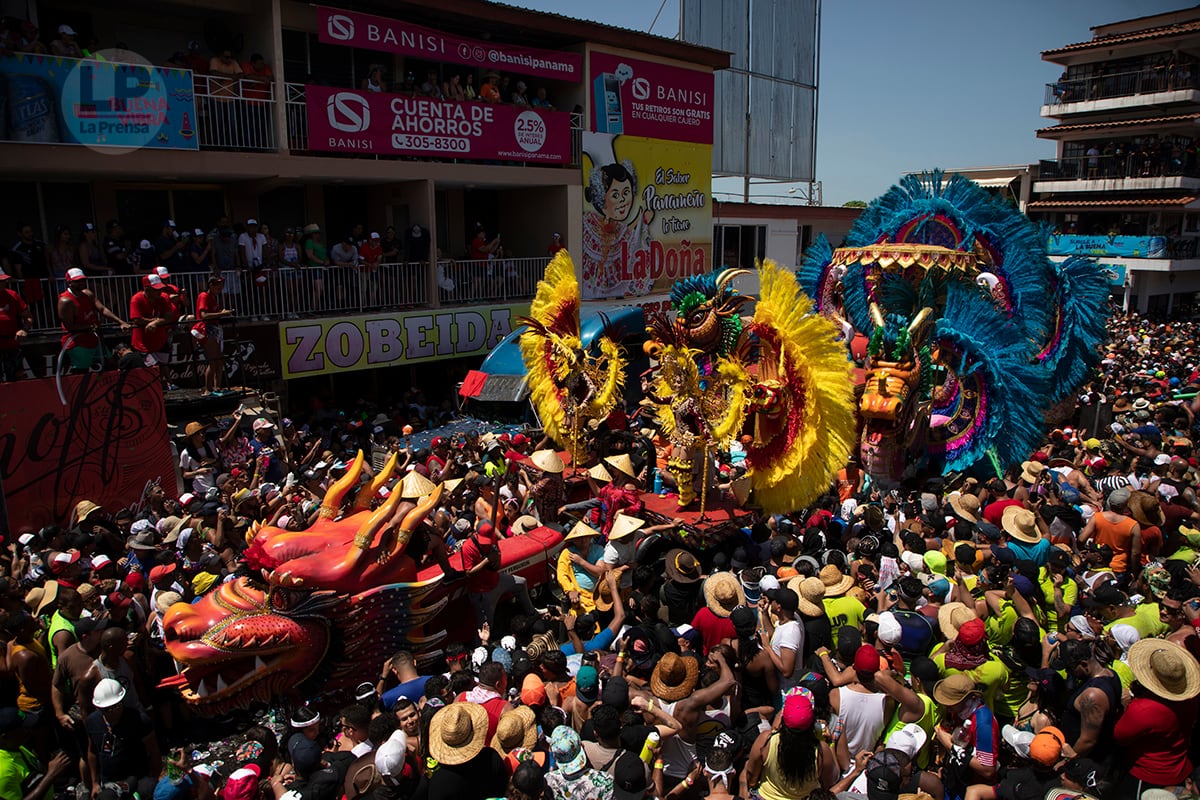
[758,587,804,691]
[237,218,266,269]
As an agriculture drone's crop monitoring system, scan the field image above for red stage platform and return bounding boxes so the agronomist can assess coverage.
[639,490,756,549]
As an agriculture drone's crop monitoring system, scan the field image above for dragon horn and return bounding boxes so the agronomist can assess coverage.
[320,450,364,517]
[394,484,444,554]
[353,484,403,551]
[907,307,933,336]
[716,269,752,291]
[354,451,398,511]
[869,302,886,330]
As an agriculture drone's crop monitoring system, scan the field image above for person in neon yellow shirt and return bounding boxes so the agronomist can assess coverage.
[932,618,1009,711]
[1039,549,1079,633]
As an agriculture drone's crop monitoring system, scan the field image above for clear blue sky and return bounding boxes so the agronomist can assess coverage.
[509,0,1188,204]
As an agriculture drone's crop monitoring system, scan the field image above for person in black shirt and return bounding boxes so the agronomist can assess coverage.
[104,221,131,275]
[8,223,48,310]
[155,220,186,271]
[85,678,159,800]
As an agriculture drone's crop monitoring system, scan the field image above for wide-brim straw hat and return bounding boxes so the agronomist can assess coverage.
[703,572,745,618]
[1001,506,1041,543]
[1127,639,1200,701]
[429,702,490,765]
[400,470,438,499]
[441,477,463,494]
[650,652,699,702]
[31,580,59,616]
[608,513,644,541]
[948,492,980,523]
[1020,461,1045,484]
[1128,491,1165,527]
[604,454,636,479]
[594,566,627,612]
[664,549,701,583]
[818,565,854,597]
[491,705,537,755]
[531,450,564,474]
[588,463,612,483]
[789,576,826,617]
[937,602,977,641]
[564,521,601,543]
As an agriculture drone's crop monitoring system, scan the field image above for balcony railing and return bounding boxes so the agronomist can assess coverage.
[195,74,278,152]
[1044,65,1199,106]
[20,258,547,335]
[1037,154,1200,182]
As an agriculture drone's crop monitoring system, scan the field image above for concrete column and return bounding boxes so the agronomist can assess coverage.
[271,0,290,155]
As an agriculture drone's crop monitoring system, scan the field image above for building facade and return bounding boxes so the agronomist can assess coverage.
[0,0,729,400]
[1031,6,1200,315]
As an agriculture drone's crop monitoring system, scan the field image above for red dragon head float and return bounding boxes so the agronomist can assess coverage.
[161,452,450,714]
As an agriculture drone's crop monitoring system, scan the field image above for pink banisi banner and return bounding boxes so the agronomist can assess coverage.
[589,52,714,145]
[318,6,582,83]
[305,85,572,164]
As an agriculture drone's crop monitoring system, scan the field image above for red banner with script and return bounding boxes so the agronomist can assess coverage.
[0,368,174,531]
[317,6,581,83]
[306,85,571,164]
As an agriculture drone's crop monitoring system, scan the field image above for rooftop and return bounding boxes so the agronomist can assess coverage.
[1037,112,1200,137]
[1042,6,1200,60]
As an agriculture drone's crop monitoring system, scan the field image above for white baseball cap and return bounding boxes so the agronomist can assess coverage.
[58,24,77,36]
[375,730,409,778]
[246,218,258,226]
[155,266,171,279]
[66,268,86,282]
[139,239,152,249]
[370,231,380,239]
[1001,724,1034,759]
[144,274,164,288]
[876,610,903,646]
[887,722,928,760]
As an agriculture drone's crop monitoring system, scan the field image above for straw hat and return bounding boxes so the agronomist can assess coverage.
[703,572,745,618]
[510,515,541,536]
[1020,461,1045,484]
[1128,491,1165,527]
[564,521,601,543]
[491,705,537,755]
[530,450,564,474]
[587,463,612,483]
[1001,506,1040,544]
[155,591,183,615]
[937,602,977,641]
[400,470,438,499]
[664,549,701,584]
[429,703,490,765]
[818,565,854,597]
[608,513,645,541]
[1127,639,1200,701]
[604,454,636,479]
[28,580,59,616]
[593,566,627,612]
[789,576,826,617]
[948,492,980,523]
[650,652,699,702]
[441,478,463,494]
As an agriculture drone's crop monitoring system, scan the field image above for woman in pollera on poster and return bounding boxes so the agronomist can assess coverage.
[581,159,655,299]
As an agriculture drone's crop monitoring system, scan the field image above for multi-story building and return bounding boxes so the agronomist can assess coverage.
[1030,6,1200,314]
[0,0,734,398]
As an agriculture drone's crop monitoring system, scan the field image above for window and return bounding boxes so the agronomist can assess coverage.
[714,224,767,269]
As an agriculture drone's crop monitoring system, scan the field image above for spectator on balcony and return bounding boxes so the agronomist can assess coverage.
[469,224,501,261]
[130,273,177,372]
[358,232,383,306]
[184,40,207,75]
[381,226,401,262]
[48,226,76,284]
[189,228,212,271]
[50,24,82,59]
[212,224,238,277]
[303,224,328,311]
[58,268,130,373]
[79,223,111,276]
[242,53,273,99]
[260,223,279,271]
[512,81,529,106]
[8,222,48,312]
[548,233,564,256]
[104,221,131,275]
[15,21,46,55]
[156,220,186,271]
[194,275,233,396]
[406,224,430,263]
[362,65,388,94]
[280,228,301,272]
[209,49,243,97]
[332,235,359,268]
[238,219,266,272]
[350,222,367,248]
[445,74,465,102]
[500,75,512,100]
[127,239,154,274]
[1086,145,1101,178]
[531,87,554,109]
[480,72,501,103]
[436,248,457,300]
[464,73,477,101]
[0,269,31,382]
[422,71,444,100]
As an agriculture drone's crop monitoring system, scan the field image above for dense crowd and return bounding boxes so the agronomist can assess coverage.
[7,310,1200,800]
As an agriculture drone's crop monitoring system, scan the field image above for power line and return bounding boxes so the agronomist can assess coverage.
[647,0,670,33]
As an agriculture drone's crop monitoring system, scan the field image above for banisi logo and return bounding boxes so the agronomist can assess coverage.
[326,92,370,133]
[631,77,651,100]
[326,14,355,41]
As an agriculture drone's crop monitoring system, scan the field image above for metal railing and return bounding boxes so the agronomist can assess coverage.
[21,258,547,335]
[1045,65,1199,105]
[194,74,278,152]
[1038,153,1200,182]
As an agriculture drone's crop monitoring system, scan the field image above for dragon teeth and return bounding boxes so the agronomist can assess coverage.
[255,657,268,670]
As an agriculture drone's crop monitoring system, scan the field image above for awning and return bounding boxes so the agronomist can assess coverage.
[1027,196,1198,210]
[968,176,1018,189]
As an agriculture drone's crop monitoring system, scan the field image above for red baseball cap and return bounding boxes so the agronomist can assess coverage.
[149,563,177,584]
[476,522,495,545]
[957,618,986,646]
[853,644,882,674]
[122,572,146,592]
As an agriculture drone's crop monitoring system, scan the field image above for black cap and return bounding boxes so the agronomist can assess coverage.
[730,606,757,636]
[1063,757,1103,792]
[602,675,629,711]
[865,749,909,800]
[74,615,108,635]
[954,543,977,565]
[1092,581,1127,607]
[612,752,649,800]
[1049,639,1093,671]
[975,521,1003,542]
[766,588,799,614]
[1048,548,1071,568]
[992,546,1017,566]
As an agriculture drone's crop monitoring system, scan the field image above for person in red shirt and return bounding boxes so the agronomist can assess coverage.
[192,275,233,396]
[547,232,564,255]
[461,523,536,627]
[57,267,129,372]
[426,437,452,480]
[357,232,383,306]
[981,479,1023,526]
[0,268,32,381]
[154,266,188,319]
[130,273,178,371]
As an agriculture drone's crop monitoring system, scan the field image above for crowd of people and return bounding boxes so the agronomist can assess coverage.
[4,309,1200,800]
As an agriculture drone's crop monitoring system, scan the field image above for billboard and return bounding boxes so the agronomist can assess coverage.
[681,0,818,181]
[317,6,581,82]
[0,369,175,530]
[279,303,528,379]
[588,52,713,145]
[305,85,570,164]
[1046,234,1167,258]
[581,131,712,300]
[0,52,198,150]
